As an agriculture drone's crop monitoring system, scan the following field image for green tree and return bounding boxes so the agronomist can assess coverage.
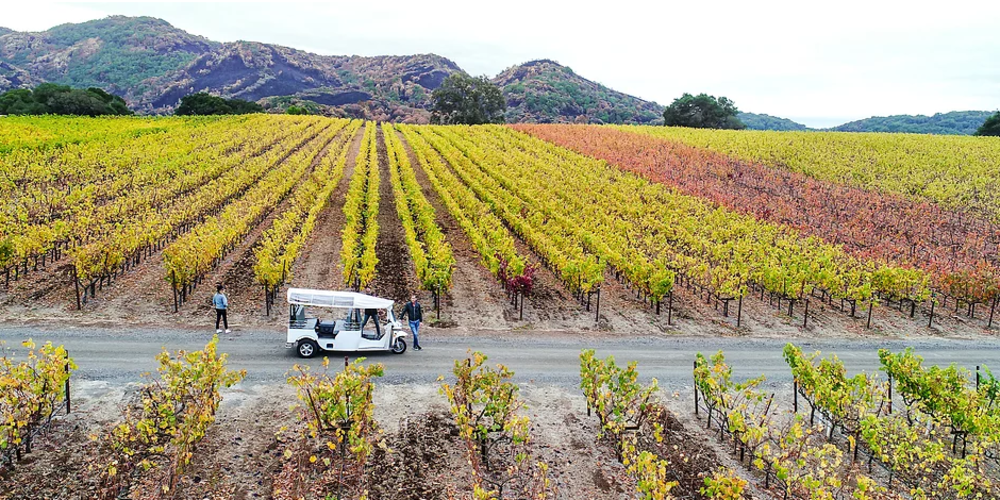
[174,92,263,116]
[974,111,1000,137]
[285,105,309,115]
[0,84,132,116]
[663,93,745,130]
[430,74,506,125]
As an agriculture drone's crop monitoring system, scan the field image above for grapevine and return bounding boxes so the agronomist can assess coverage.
[279,357,384,500]
[383,123,455,305]
[440,351,551,498]
[397,124,533,304]
[97,335,245,499]
[0,339,75,470]
[164,120,345,305]
[341,122,381,290]
[254,119,363,312]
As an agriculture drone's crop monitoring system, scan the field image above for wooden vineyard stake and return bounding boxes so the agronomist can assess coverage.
[736,295,742,328]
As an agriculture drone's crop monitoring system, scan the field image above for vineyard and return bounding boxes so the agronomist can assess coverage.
[7,336,1000,499]
[2,116,999,336]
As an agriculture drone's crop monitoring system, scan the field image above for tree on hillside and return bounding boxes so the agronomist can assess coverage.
[663,93,745,129]
[174,92,264,116]
[0,83,132,116]
[974,111,1000,137]
[430,74,506,125]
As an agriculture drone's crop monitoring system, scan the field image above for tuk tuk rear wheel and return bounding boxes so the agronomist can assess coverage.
[297,339,318,358]
[391,338,406,354]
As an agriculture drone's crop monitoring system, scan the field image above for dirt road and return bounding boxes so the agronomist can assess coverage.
[3,325,999,388]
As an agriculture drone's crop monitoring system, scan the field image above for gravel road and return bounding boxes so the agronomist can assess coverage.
[4,325,1000,389]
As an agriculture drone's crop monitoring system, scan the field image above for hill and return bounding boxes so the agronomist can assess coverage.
[1,18,660,122]
[493,59,663,124]
[0,16,216,97]
[829,111,994,135]
[0,16,462,119]
[737,112,809,131]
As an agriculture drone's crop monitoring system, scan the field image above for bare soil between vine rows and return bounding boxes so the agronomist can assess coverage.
[0,381,754,500]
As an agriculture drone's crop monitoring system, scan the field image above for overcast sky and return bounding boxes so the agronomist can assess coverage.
[3,1,998,127]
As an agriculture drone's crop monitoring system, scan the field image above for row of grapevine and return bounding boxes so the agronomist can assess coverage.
[624,126,1000,223]
[414,126,605,305]
[396,125,534,306]
[0,115,185,153]
[693,351,896,499]
[783,344,887,455]
[580,350,748,499]
[97,336,245,499]
[340,123,380,290]
[254,120,364,313]
[1,116,313,276]
[519,124,999,320]
[878,349,1000,455]
[0,340,74,470]
[280,357,384,499]
[2,118,328,305]
[438,125,928,326]
[382,123,455,305]
[441,351,551,499]
[695,345,1000,498]
[163,121,346,305]
[790,345,1000,497]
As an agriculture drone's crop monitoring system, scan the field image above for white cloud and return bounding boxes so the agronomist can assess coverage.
[3,0,998,127]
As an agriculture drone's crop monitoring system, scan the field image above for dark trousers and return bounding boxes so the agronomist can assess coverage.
[361,312,381,336]
[216,309,228,330]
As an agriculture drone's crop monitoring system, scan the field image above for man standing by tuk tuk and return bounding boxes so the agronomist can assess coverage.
[399,294,423,351]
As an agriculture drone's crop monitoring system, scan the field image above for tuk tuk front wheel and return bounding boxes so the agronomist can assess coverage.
[391,338,407,354]
[297,339,319,358]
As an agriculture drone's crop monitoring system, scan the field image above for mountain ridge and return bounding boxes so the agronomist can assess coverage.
[0,16,993,132]
[0,16,664,122]
[829,111,993,135]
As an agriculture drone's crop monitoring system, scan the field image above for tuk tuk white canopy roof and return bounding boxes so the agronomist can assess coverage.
[286,288,394,309]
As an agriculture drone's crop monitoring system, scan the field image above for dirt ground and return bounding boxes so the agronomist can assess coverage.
[0,381,688,500]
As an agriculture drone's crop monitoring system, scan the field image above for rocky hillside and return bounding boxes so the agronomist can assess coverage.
[1,21,663,122]
[494,60,663,124]
[0,17,215,98]
[0,16,462,120]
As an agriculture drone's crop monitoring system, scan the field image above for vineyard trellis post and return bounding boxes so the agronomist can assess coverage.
[989,297,997,329]
[693,360,699,416]
[736,295,742,328]
[667,291,673,326]
[866,301,874,329]
[65,349,71,415]
[594,286,601,323]
[802,299,809,328]
[793,380,798,413]
[887,373,893,415]
[73,275,82,310]
[928,297,935,327]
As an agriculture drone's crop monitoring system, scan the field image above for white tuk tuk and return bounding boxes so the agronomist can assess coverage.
[284,288,407,358]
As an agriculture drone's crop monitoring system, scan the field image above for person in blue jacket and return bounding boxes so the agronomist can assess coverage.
[399,294,423,351]
[213,284,230,334]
